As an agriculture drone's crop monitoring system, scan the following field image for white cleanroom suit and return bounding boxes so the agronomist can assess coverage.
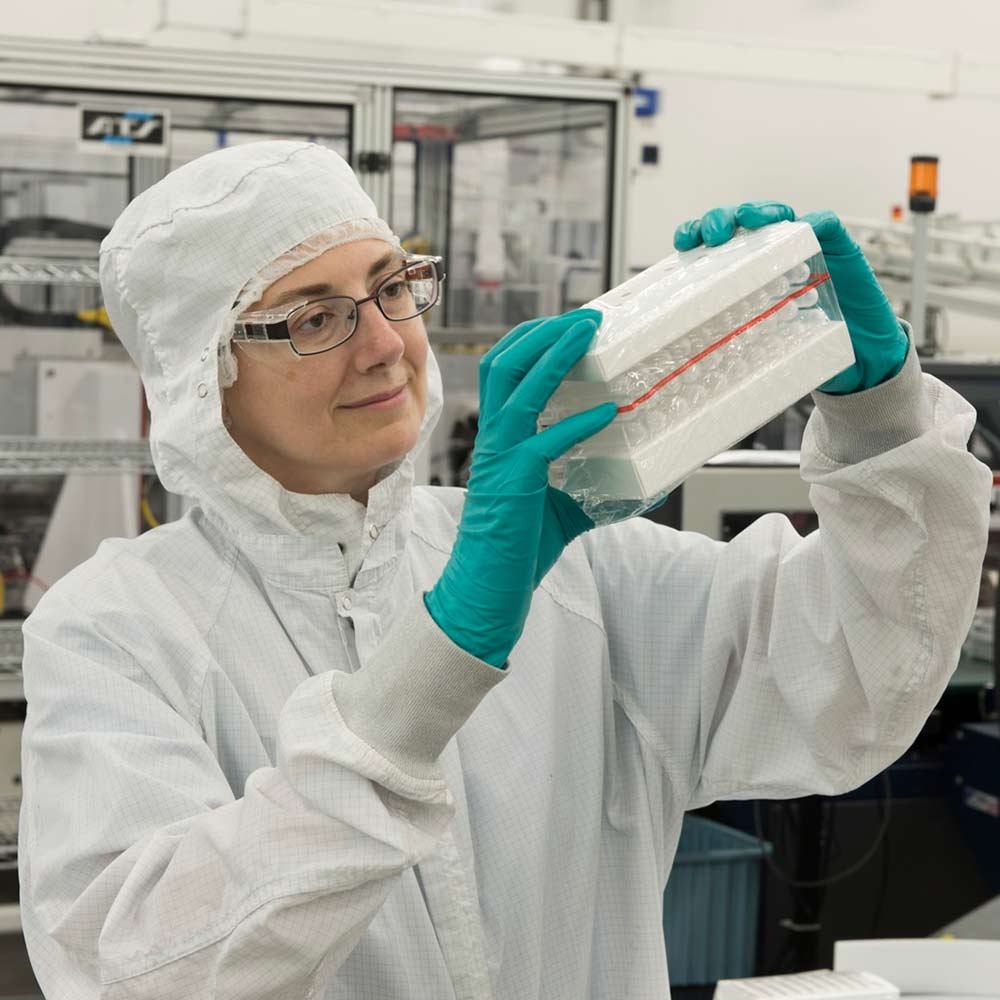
[17,142,991,999]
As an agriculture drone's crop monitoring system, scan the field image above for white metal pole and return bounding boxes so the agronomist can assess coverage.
[910,212,930,351]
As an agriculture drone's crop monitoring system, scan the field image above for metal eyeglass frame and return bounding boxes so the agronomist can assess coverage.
[231,254,446,357]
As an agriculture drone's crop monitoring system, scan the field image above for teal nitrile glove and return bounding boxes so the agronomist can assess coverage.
[673,201,909,395]
[425,310,617,668]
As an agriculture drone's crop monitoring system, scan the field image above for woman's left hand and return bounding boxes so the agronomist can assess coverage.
[673,201,910,395]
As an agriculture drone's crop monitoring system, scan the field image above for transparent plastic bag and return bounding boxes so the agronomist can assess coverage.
[541,221,854,525]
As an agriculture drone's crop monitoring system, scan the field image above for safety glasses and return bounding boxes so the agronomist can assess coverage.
[232,254,445,356]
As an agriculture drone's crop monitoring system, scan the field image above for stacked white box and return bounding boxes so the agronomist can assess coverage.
[714,969,899,999]
[541,221,855,524]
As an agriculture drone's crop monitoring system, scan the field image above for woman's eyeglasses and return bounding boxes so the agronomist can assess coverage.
[232,254,445,357]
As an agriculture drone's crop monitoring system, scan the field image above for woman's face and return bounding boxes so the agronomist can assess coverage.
[223,239,429,501]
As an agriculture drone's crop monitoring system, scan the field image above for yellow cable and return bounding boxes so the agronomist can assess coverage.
[141,497,160,530]
[141,482,161,530]
[76,306,113,331]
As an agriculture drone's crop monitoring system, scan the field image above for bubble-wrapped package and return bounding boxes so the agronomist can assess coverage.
[541,221,855,524]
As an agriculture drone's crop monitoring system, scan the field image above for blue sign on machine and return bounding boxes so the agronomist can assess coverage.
[633,87,660,118]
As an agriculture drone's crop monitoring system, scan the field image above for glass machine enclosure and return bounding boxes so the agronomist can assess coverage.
[0,86,353,613]
[0,74,623,607]
[393,90,614,329]
[391,89,617,486]
[0,59,625,992]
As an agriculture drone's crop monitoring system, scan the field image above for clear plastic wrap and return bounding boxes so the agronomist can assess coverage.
[541,221,855,524]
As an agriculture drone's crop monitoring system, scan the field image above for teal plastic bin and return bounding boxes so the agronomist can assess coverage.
[663,815,772,986]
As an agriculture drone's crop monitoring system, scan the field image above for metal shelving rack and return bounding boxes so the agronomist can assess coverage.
[0,255,153,477]
[0,252,150,733]
[0,624,23,704]
[0,256,102,287]
[0,436,154,477]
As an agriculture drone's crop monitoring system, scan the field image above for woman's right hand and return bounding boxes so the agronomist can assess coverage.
[424,309,617,668]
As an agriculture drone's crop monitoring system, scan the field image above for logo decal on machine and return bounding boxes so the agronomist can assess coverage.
[78,108,170,155]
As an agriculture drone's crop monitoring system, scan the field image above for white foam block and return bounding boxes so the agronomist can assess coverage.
[543,221,856,514]
[714,969,900,999]
[572,221,823,383]
[562,316,852,500]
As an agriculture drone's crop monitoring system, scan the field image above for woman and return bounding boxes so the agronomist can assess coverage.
[18,141,989,998]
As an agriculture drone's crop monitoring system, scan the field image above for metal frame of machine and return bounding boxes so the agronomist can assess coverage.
[0,35,631,288]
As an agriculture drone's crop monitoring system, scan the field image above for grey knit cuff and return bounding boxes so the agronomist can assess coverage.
[809,330,932,466]
[331,594,506,780]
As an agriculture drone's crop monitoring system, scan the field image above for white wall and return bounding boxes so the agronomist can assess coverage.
[394,0,581,15]
[624,1,1000,353]
[627,77,996,260]
[636,0,998,52]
